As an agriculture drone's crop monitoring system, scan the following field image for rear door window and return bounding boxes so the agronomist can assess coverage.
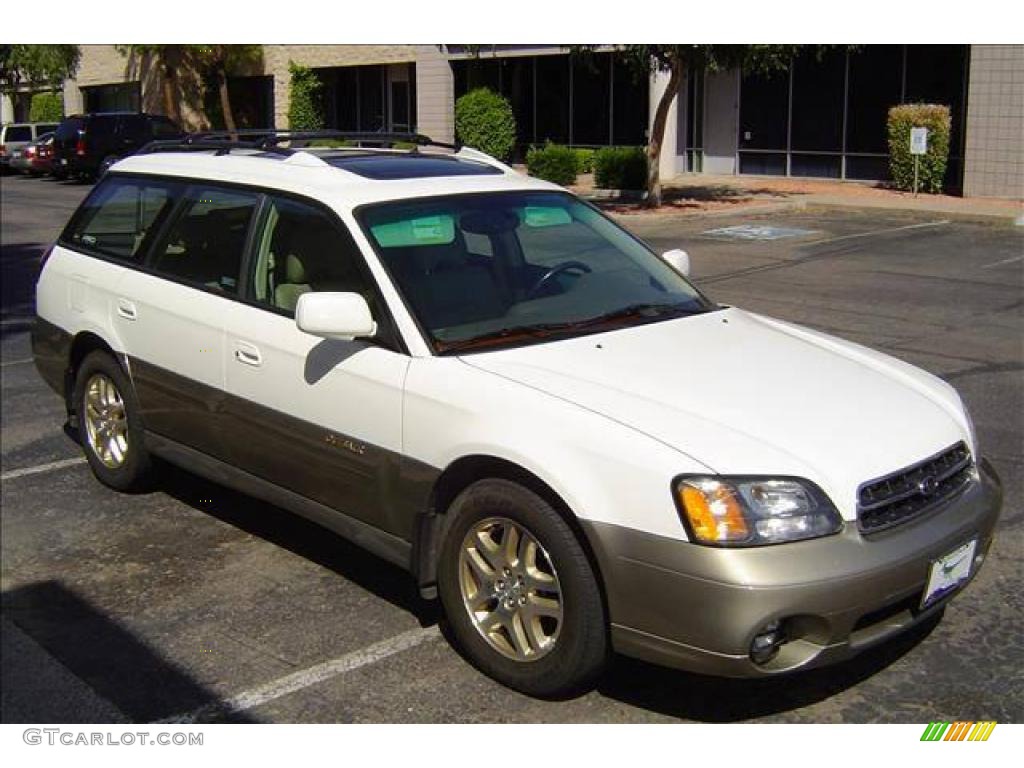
[64,177,181,261]
[4,126,32,142]
[150,186,260,294]
[36,123,59,135]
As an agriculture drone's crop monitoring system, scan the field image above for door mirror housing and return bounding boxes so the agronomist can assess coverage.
[662,248,691,277]
[295,292,377,342]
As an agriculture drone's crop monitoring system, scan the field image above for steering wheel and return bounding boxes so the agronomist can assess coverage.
[526,260,593,299]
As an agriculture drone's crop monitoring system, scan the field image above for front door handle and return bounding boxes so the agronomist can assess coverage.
[116,298,137,321]
[233,341,262,367]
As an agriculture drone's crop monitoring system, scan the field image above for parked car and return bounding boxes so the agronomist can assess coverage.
[1,122,59,173]
[9,132,55,176]
[51,112,183,180]
[32,132,1002,697]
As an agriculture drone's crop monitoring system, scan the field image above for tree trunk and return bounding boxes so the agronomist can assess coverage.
[217,66,237,135]
[645,57,685,208]
[159,47,181,125]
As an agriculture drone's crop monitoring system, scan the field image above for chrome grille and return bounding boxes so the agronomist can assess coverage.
[857,442,973,533]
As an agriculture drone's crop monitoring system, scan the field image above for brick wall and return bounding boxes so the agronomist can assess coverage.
[963,45,1024,199]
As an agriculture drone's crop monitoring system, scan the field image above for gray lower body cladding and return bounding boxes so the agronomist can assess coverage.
[580,459,1002,677]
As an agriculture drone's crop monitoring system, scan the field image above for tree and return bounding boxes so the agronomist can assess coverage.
[0,45,80,91]
[287,63,325,130]
[193,45,262,133]
[582,45,805,207]
[116,45,190,123]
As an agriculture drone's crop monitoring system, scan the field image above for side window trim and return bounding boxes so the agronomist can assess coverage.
[236,193,270,303]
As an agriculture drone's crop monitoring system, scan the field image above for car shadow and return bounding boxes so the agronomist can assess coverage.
[1,242,44,323]
[594,611,942,721]
[152,458,440,629]
[2,580,255,723]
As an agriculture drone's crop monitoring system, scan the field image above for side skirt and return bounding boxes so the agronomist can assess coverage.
[146,431,413,572]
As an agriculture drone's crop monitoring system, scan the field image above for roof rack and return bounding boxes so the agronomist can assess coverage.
[136,130,516,175]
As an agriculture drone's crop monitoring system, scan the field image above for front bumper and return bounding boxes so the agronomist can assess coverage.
[581,459,1003,677]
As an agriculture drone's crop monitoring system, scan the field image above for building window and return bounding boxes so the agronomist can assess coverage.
[82,82,141,113]
[450,51,649,155]
[320,63,415,134]
[734,45,968,188]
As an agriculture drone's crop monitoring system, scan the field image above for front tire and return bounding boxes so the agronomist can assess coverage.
[438,479,608,697]
[73,351,152,491]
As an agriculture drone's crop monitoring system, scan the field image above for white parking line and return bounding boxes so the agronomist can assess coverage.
[0,357,33,367]
[804,219,951,246]
[981,254,1024,269]
[155,625,441,724]
[1,457,87,482]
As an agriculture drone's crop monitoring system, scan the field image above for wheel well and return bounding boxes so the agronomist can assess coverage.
[66,332,117,409]
[415,455,609,614]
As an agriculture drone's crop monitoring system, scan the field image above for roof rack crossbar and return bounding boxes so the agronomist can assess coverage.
[183,129,460,152]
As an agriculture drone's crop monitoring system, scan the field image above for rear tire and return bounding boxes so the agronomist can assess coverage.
[438,478,608,697]
[73,351,152,491]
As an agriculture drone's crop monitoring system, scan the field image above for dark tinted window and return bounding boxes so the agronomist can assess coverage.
[36,124,59,135]
[65,177,180,261]
[119,115,146,135]
[151,187,258,294]
[5,126,32,142]
[250,196,371,315]
[55,117,85,140]
[88,116,118,138]
[150,117,181,138]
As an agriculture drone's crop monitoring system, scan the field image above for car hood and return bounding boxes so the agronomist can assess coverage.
[460,307,971,520]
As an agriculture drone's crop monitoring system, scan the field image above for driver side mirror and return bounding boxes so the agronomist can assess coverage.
[661,249,691,277]
[295,292,377,342]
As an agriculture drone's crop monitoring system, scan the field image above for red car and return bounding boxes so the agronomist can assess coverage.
[10,131,55,176]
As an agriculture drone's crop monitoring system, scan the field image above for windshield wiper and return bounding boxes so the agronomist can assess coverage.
[435,323,573,354]
[566,302,705,330]
[435,303,708,354]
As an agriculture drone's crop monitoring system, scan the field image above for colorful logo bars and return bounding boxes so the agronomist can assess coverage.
[920,721,997,741]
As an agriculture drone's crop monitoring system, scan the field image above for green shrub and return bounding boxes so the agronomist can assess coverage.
[287,62,325,131]
[29,91,63,123]
[594,146,647,190]
[526,142,578,186]
[887,104,951,193]
[454,87,516,162]
[573,148,596,174]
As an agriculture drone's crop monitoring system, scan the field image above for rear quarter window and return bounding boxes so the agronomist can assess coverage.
[4,126,32,142]
[63,177,182,262]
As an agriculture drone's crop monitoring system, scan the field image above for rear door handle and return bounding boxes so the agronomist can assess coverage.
[116,299,137,321]
[233,341,262,367]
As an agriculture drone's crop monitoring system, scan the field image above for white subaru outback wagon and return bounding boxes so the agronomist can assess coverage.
[33,131,1002,697]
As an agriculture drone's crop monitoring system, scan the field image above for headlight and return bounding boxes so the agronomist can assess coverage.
[673,476,843,546]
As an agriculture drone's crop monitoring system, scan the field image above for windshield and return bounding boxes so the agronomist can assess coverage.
[358,191,714,353]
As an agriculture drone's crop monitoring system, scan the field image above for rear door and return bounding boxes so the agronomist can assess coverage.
[115,182,261,460]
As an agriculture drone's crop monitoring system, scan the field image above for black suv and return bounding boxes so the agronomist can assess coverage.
[52,112,183,179]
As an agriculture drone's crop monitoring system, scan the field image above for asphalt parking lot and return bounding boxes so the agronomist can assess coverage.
[2,171,1022,723]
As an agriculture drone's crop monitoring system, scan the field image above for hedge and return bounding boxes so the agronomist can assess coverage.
[287,62,325,131]
[573,148,596,174]
[594,146,647,190]
[887,104,951,194]
[29,91,63,123]
[454,88,516,162]
[526,143,578,186]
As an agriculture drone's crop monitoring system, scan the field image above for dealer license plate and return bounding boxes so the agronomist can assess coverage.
[921,539,976,609]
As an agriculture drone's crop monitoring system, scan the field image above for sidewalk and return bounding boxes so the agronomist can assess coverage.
[570,172,1024,223]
